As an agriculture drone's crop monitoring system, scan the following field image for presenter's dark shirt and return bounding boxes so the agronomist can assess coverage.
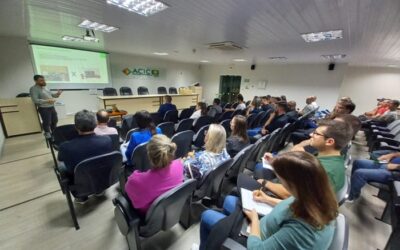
[266,114,289,133]
[58,133,113,175]
[158,103,177,119]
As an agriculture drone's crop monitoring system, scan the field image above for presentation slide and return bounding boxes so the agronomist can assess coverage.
[30,44,111,89]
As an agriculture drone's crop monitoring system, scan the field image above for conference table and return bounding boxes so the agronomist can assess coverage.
[98,94,199,114]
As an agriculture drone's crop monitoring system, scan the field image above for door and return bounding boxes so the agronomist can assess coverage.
[219,75,241,104]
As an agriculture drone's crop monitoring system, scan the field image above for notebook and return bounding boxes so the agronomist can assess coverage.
[262,157,274,170]
[241,188,273,216]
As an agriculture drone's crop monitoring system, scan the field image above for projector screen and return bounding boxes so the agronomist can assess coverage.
[30,44,111,89]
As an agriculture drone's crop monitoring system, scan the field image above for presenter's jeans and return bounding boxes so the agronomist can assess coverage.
[38,107,58,133]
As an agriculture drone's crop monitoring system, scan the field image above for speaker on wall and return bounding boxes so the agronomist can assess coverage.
[251,64,256,70]
[328,63,335,71]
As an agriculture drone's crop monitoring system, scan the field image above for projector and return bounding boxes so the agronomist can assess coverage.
[83,36,99,43]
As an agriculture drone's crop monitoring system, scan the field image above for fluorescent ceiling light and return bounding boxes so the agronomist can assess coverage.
[269,56,287,60]
[301,30,343,42]
[200,60,210,63]
[387,64,398,67]
[107,0,169,16]
[233,59,246,62]
[78,19,119,33]
[321,54,346,60]
[153,52,168,55]
[83,36,99,43]
[62,35,87,42]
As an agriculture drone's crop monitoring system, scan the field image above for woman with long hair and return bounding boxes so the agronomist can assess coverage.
[190,102,207,125]
[125,134,183,215]
[226,115,249,157]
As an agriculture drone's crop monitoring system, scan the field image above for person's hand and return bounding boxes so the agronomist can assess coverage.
[47,99,56,104]
[57,89,63,96]
[261,128,268,135]
[243,209,258,222]
[378,154,394,162]
[262,152,274,164]
[387,163,400,171]
[253,190,269,203]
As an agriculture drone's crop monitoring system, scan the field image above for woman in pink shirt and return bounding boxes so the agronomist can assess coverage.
[125,134,184,215]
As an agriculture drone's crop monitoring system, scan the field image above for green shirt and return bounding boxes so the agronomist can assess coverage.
[247,197,335,250]
[29,85,57,108]
[318,155,345,193]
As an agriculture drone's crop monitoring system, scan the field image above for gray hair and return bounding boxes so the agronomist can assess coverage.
[75,109,97,132]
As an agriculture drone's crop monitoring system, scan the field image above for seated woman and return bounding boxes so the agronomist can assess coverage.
[125,134,184,215]
[190,102,207,126]
[246,96,262,116]
[226,115,250,157]
[198,151,338,250]
[184,124,230,179]
[120,110,162,164]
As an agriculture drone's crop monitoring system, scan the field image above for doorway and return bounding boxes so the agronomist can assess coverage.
[219,75,241,104]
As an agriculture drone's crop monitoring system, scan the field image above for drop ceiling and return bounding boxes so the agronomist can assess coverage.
[1,0,400,66]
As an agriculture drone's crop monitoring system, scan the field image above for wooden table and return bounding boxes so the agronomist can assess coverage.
[98,94,199,114]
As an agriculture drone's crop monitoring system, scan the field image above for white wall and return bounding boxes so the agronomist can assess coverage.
[0,36,201,114]
[200,63,347,110]
[0,124,4,158]
[339,66,400,115]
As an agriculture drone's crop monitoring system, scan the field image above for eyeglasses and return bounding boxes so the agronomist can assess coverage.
[312,131,327,138]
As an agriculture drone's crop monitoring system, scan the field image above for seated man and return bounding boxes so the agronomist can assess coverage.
[157,95,177,119]
[250,119,353,204]
[286,100,299,122]
[348,152,400,202]
[58,110,114,203]
[94,109,118,136]
[207,98,222,118]
[260,95,274,112]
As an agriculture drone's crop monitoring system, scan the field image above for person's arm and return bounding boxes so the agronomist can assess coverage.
[257,179,291,199]
[244,209,261,238]
[253,190,282,206]
[125,136,138,161]
[378,152,400,162]
[387,163,400,171]
[51,90,63,98]
[291,139,311,152]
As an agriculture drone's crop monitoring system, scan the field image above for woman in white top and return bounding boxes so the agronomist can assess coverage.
[190,102,207,125]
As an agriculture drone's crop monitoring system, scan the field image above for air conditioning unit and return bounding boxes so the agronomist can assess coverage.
[207,41,243,51]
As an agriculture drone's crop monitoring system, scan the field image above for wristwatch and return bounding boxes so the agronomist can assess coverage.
[261,180,268,192]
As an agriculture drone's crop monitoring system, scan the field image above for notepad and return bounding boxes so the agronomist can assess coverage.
[262,157,274,170]
[241,188,273,216]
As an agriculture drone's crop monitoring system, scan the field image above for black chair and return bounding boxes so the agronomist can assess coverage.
[163,110,178,123]
[223,103,232,109]
[171,130,195,158]
[258,109,273,128]
[225,144,255,181]
[179,108,194,120]
[246,113,256,128]
[193,116,213,132]
[130,142,151,172]
[52,124,79,150]
[193,125,210,149]
[108,134,121,151]
[119,87,133,96]
[125,128,140,143]
[220,119,232,135]
[169,87,178,94]
[157,86,167,94]
[57,151,122,229]
[157,122,175,138]
[120,115,137,140]
[244,134,271,171]
[232,102,239,109]
[103,87,118,96]
[150,112,161,126]
[16,93,30,97]
[137,86,149,95]
[176,118,194,133]
[249,111,266,129]
[217,111,234,122]
[231,109,245,118]
[113,179,197,250]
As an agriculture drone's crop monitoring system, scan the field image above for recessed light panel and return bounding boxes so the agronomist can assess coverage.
[269,56,287,60]
[62,35,87,42]
[321,54,346,60]
[233,59,246,62]
[78,19,119,33]
[200,60,210,63]
[301,30,343,42]
[153,52,168,56]
[106,0,169,16]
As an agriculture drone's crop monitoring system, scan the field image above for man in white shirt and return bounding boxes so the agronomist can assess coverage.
[94,110,118,136]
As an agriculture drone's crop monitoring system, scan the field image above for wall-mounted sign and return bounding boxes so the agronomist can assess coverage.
[122,67,160,77]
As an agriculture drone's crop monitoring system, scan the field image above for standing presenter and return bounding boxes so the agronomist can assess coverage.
[30,75,63,138]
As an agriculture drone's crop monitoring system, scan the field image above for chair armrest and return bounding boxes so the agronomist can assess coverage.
[374,136,400,146]
[222,238,247,250]
[372,131,395,138]
[113,195,141,236]
[378,142,400,151]
[393,181,400,206]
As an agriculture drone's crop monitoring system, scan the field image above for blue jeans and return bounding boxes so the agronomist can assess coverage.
[247,127,261,137]
[370,150,398,161]
[199,195,238,250]
[349,159,393,200]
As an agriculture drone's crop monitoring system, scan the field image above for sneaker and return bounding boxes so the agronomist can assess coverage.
[344,199,354,204]
[44,132,52,140]
[191,243,199,250]
[74,197,89,204]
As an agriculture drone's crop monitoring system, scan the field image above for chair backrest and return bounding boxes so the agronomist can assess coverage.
[249,111,265,129]
[16,93,30,97]
[119,86,133,96]
[150,112,161,126]
[246,113,256,127]
[107,134,120,151]
[223,103,232,109]
[226,144,255,179]
[232,102,239,109]
[388,120,400,130]
[255,128,281,160]
[220,119,232,135]
[171,130,195,158]
[157,86,167,94]
[270,122,294,152]
[328,213,349,250]
[176,118,194,133]
[231,109,245,118]
[52,124,79,149]
[179,108,194,120]
[107,118,117,128]
[337,176,350,206]
[193,116,213,132]
[103,87,118,96]
[125,128,140,143]
[140,179,197,237]
[163,109,178,123]
[120,115,136,139]
[218,111,234,122]
[244,134,271,170]
[157,122,175,138]
[259,109,273,127]
[194,158,233,201]
[169,87,178,94]
[73,151,122,196]
[137,86,149,95]
[130,142,151,172]
[193,124,210,148]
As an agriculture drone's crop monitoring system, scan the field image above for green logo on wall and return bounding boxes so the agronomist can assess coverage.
[122,67,160,77]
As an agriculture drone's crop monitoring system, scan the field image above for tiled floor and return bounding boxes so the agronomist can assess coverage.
[0,128,392,249]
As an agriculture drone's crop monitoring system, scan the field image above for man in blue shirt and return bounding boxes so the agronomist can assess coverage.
[158,95,177,119]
